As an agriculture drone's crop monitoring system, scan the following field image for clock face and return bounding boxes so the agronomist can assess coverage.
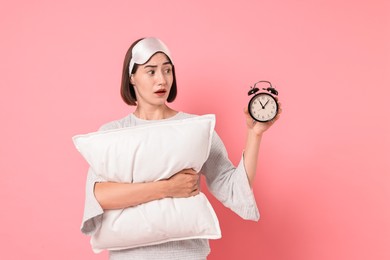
[248,93,278,122]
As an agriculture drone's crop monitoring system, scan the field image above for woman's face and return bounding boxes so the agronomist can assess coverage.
[130,52,174,107]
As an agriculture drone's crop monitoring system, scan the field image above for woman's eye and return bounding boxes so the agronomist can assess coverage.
[165,68,171,74]
[147,70,155,75]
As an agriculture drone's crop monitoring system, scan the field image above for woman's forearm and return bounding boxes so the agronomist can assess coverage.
[243,130,263,187]
[94,181,167,210]
[242,104,281,187]
[94,169,199,210]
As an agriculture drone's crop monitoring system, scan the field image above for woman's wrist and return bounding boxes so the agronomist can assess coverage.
[247,127,264,140]
[156,179,171,199]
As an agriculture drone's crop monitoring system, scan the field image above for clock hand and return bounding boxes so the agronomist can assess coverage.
[259,100,265,109]
[264,99,270,107]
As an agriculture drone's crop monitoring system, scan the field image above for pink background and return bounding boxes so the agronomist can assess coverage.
[1,0,389,259]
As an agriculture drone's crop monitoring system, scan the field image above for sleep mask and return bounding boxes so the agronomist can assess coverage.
[129,37,174,74]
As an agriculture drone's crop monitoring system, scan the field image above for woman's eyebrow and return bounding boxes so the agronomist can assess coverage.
[143,65,158,69]
[143,61,172,69]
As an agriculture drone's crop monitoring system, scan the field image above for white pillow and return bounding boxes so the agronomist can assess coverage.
[72,114,221,253]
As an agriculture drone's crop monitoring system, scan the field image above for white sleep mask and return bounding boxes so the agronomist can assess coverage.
[129,37,173,74]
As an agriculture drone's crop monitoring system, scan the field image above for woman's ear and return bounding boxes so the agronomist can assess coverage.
[130,75,135,85]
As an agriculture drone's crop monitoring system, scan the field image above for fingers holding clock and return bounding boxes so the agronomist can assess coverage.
[277,101,282,114]
[244,107,255,126]
[243,101,282,133]
[272,101,282,123]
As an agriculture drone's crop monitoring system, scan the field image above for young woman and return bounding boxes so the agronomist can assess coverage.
[81,37,281,260]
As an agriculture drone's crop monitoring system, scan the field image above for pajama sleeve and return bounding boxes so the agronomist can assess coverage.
[80,167,105,235]
[201,131,260,221]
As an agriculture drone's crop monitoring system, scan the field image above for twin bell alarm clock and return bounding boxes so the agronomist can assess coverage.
[247,80,279,123]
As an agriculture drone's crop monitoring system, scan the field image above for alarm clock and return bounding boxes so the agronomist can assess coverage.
[248,80,279,123]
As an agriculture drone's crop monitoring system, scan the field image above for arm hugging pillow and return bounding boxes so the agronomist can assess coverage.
[72,114,221,253]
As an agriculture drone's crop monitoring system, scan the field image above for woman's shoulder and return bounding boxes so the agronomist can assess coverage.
[98,114,132,131]
[174,111,198,120]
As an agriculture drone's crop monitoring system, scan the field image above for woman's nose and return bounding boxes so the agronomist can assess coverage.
[156,71,167,85]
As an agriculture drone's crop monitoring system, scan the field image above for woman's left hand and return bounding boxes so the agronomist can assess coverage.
[244,101,282,135]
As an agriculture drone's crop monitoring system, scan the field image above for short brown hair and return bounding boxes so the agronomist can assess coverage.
[120,38,178,106]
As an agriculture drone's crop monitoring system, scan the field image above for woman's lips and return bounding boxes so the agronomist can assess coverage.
[154,89,167,96]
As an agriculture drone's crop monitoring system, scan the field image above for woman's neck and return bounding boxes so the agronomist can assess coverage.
[133,105,177,120]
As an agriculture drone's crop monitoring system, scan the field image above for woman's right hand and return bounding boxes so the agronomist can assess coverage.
[164,169,200,198]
